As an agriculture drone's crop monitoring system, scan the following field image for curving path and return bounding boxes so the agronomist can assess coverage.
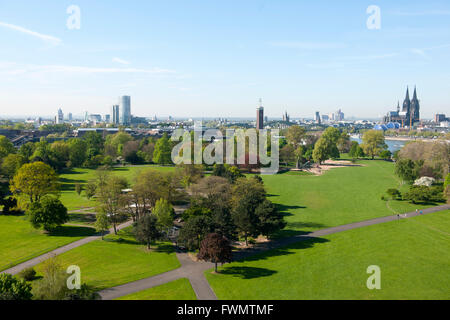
[1,220,134,276]
[99,203,450,300]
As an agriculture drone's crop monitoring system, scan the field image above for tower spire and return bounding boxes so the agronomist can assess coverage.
[405,86,410,101]
[412,86,417,100]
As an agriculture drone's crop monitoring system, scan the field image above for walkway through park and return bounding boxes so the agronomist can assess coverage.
[1,220,134,276]
[2,204,449,299]
[99,203,450,300]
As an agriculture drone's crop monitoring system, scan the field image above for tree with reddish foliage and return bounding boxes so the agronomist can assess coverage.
[197,233,233,273]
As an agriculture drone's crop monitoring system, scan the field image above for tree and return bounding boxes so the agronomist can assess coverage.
[0,274,32,300]
[349,141,364,160]
[197,233,233,273]
[0,135,15,159]
[1,153,25,178]
[27,196,69,232]
[379,150,392,160]
[94,211,109,240]
[361,130,387,160]
[67,139,87,167]
[395,159,418,183]
[153,133,173,165]
[312,127,341,164]
[286,125,306,149]
[97,175,128,235]
[31,256,67,300]
[75,183,83,196]
[85,181,97,199]
[10,162,59,204]
[279,144,295,166]
[386,188,402,200]
[178,215,214,250]
[153,198,174,234]
[255,199,286,239]
[445,173,450,202]
[134,214,161,249]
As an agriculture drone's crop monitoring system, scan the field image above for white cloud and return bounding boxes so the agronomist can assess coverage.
[269,41,346,49]
[0,21,61,45]
[112,57,131,65]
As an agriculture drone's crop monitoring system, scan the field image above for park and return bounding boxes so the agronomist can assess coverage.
[0,127,449,300]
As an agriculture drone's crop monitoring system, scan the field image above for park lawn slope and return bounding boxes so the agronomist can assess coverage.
[206,210,450,300]
[0,215,95,271]
[263,159,435,236]
[34,227,181,290]
[115,278,197,300]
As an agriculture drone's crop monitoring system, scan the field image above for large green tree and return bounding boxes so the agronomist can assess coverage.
[153,133,173,165]
[361,130,387,160]
[0,274,32,300]
[134,214,161,249]
[10,162,59,203]
[27,196,69,232]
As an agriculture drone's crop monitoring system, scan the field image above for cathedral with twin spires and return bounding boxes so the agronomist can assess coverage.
[383,87,421,127]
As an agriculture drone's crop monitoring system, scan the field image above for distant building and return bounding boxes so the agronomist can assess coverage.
[282,111,290,123]
[314,111,321,124]
[321,114,329,122]
[383,87,420,127]
[104,114,111,123]
[435,114,447,124]
[89,114,102,123]
[112,105,120,124]
[256,100,264,130]
[68,113,73,121]
[334,109,344,121]
[56,108,64,124]
[119,96,131,125]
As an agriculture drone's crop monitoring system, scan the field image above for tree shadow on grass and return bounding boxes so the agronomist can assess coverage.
[49,225,96,237]
[68,213,96,224]
[218,266,277,279]
[234,236,330,263]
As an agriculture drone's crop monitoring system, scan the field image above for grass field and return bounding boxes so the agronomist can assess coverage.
[34,227,181,290]
[206,210,450,300]
[0,215,95,271]
[115,278,197,300]
[60,165,176,211]
[263,159,435,237]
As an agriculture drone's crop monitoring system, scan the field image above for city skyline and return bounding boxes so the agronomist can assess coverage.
[1,1,450,118]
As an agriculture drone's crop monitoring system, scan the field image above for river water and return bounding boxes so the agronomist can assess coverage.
[350,136,407,153]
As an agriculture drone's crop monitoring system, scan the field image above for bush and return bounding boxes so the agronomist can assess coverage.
[75,184,83,196]
[386,188,401,200]
[18,268,37,281]
[0,274,32,300]
[404,185,445,204]
[1,197,20,215]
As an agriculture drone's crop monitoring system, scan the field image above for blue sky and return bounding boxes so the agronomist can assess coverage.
[0,0,449,119]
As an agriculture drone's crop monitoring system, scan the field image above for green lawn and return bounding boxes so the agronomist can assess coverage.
[0,215,95,271]
[262,159,436,237]
[60,165,175,211]
[34,227,181,290]
[115,278,197,300]
[206,210,450,300]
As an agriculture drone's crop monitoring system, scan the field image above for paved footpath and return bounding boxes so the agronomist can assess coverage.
[100,204,449,300]
[1,220,134,276]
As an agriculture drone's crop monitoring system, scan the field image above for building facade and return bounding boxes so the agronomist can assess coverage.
[112,105,120,124]
[119,96,131,125]
[256,101,264,130]
[384,87,420,127]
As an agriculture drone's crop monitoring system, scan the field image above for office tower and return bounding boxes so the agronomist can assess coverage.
[104,114,111,123]
[256,99,264,130]
[119,96,131,125]
[315,111,321,124]
[68,113,73,121]
[112,105,120,124]
[56,108,64,124]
